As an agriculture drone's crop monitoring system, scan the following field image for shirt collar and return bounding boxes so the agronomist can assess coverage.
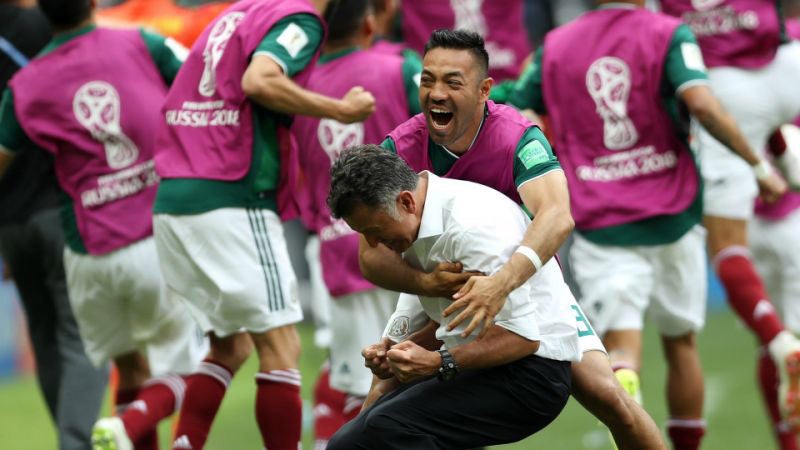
[41,24,96,56]
[415,172,446,240]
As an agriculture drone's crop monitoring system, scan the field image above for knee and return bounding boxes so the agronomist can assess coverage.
[252,325,301,370]
[576,373,638,430]
[209,333,252,373]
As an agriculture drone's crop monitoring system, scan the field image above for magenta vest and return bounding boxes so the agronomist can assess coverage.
[542,8,700,231]
[10,28,165,255]
[292,48,410,297]
[154,0,321,219]
[371,39,407,56]
[389,101,528,204]
[401,0,530,81]
[660,0,782,69]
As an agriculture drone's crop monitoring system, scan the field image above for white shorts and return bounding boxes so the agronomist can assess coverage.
[153,208,302,337]
[329,288,398,397]
[64,238,206,375]
[750,208,800,333]
[697,42,800,220]
[570,225,708,337]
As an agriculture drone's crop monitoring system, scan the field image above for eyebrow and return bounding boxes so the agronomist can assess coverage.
[421,69,465,79]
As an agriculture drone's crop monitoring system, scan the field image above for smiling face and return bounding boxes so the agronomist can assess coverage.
[419,47,492,152]
[344,193,420,254]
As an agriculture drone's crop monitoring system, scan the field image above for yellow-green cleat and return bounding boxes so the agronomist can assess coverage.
[615,368,643,405]
[92,417,132,450]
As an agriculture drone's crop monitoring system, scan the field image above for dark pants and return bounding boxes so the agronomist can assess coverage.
[0,208,108,450]
[328,354,571,450]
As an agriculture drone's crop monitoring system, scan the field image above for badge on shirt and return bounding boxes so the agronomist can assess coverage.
[277,22,309,59]
[681,42,707,72]
[518,140,550,170]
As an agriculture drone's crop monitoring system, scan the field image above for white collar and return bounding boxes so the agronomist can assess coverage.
[415,172,445,240]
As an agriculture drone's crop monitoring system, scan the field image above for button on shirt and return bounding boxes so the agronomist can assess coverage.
[402,172,581,362]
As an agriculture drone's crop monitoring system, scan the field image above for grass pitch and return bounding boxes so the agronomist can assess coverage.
[0,310,774,449]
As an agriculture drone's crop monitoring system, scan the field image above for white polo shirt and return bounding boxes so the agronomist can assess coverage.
[396,172,581,362]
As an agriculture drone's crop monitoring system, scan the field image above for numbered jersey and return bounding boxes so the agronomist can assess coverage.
[9,27,166,255]
[291,48,410,297]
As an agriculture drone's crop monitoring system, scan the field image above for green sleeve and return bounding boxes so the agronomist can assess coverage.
[401,50,422,116]
[379,136,398,153]
[663,24,709,93]
[488,80,516,104]
[513,126,561,188]
[509,46,546,114]
[253,14,324,77]
[0,89,33,153]
[139,28,186,85]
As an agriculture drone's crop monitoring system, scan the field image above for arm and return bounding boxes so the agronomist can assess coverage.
[681,85,786,201]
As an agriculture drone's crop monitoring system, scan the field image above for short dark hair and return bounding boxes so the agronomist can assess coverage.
[38,0,92,28]
[423,29,489,78]
[328,144,419,219]
[323,0,371,43]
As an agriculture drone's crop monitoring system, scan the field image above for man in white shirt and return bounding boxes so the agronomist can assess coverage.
[325,144,581,449]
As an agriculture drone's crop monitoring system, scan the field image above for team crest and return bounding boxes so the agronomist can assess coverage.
[199,12,245,97]
[73,81,139,169]
[317,119,364,164]
[586,57,639,150]
[387,316,410,339]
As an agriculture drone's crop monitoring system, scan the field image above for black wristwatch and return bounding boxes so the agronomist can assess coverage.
[437,349,459,382]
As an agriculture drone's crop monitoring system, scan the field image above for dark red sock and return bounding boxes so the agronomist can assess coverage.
[666,419,706,450]
[172,360,233,450]
[255,369,302,450]
[715,248,784,345]
[121,375,185,448]
[759,349,800,450]
[313,365,345,443]
[770,129,789,157]
[116,388,159,450]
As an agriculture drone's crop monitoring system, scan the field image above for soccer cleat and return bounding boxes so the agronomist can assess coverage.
[92,417,133,450]
[770,331,800,430]
[614,368,643,405]
[775,124,800,190]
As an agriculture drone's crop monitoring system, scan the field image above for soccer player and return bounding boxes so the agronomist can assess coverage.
[150,0,375,449]
[510,1,787,449]
[290,0,423,446]
[0,1,207,450]
[326,145,580,449]
[660,0,800,435]
[362,29,668,450]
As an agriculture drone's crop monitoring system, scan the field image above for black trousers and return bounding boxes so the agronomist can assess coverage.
[327,354,571,450]
[0,208,108,450]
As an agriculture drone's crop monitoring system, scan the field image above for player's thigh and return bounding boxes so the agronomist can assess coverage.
[570,233,653,336]
[153,209,302,337]
[329,288,398,397]
[649,225,707,337]
[63,247,135,367]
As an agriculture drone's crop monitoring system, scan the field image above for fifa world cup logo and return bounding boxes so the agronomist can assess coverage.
[450,0,487,36]
[317,119,365,164]
[586,57,639,151]
[73,81,139,169]
[691,0,725,11]
[199,12,245,97]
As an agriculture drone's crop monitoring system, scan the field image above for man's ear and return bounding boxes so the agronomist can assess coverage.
[479,76,494,102]
[397,191,416,214]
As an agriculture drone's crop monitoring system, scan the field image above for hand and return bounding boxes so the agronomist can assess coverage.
[386,340,441,383]
[443,274,509,339]
[362,337,395,379]
[420,261,482,298]
[338,86,375,123]
[757,172,787,204]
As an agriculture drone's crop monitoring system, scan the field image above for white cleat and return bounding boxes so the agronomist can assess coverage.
[769,331,800,430]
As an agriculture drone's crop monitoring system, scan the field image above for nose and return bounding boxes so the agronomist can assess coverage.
[429,83,448,103]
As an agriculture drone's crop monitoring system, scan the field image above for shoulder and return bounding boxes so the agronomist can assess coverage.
[388,113,427,143]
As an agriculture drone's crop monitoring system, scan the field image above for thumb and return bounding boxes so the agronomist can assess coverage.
[387,348,408,362]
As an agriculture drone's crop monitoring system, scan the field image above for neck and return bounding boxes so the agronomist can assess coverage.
[53,15,94,35]
[322,33,371,55]
[446,106,485,155]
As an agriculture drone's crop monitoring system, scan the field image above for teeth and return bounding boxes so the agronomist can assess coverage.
[431,108,450,114]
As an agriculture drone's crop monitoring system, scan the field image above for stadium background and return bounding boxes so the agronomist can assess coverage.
[1,0,797,448]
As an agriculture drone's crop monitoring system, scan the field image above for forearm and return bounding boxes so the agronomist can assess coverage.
[359,238,428,295]
[449,325,540,370]
[405,320,441,351]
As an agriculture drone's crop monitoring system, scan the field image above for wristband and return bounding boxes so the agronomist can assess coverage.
[515,245,543,272]
[753,159,774,181]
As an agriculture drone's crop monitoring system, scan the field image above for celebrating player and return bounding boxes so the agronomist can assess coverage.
[150,0,375,449]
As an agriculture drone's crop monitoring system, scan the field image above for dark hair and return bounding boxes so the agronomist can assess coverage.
[323,0,372,43]
[423,29,489,78]
[38,0,92,28]
[328,144,419,219]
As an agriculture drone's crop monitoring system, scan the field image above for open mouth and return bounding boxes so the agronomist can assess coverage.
[430,108,454,130]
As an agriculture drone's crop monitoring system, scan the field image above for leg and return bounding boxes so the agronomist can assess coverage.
[662,333,706,450]
[571,351,667,450]
[251,325,303,450]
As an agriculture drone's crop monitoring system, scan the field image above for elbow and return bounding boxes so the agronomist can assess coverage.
[528,339,540,355]
[241,71,275,102]
[553,207,575,244]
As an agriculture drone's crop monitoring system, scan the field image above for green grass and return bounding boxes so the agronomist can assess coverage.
[0,311,776,449]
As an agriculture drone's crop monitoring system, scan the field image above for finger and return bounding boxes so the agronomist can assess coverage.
[446,305,475,331]
[461,310,486,338]
[452,278,475,299]
[387,348,408,362]
[477,316,493,340]
[391,340,414,350]
[442,298,467,317]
